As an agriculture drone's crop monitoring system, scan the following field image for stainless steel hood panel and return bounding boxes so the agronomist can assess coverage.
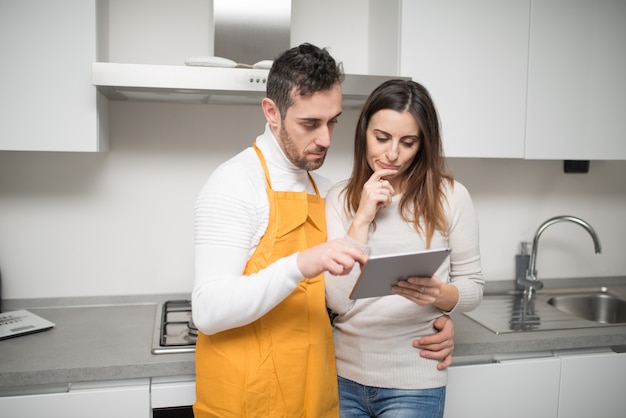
[213,0,290,65]
[92,62,408,108]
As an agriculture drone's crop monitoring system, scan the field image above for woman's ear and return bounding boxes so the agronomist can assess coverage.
[262,98,281,129]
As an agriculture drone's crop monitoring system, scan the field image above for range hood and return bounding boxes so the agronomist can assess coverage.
[93,0,408,107]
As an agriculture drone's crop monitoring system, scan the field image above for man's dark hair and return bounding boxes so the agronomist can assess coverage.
[266,43,344,119]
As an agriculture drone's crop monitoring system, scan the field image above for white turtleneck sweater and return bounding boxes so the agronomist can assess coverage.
[325,179,484,390]
[192,124,331,335]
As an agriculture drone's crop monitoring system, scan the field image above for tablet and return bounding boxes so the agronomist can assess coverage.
[349,248,451,300]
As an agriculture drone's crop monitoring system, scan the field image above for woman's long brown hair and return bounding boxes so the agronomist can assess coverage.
[343,79,454,247]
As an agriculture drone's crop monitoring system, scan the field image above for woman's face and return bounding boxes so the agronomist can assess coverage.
[365,109,420,189]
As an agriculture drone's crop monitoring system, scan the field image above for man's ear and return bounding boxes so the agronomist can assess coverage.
[262,98,281,129]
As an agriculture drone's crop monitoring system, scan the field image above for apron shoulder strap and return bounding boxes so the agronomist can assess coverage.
[253,142,272,189]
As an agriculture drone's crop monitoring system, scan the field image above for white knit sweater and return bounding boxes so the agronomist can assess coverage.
[325,179,484,389]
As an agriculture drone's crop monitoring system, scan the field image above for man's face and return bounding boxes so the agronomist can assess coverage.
[276,83,343,171]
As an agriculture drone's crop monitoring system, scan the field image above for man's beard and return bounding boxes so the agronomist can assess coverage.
[279,124,327,171]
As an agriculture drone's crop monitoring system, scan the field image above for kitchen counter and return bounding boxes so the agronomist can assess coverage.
[0,294,195,391]
[2,277,626,391]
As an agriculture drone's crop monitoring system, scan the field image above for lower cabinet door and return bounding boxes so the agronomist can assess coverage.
[444,356,561,418]
[557,350,626,418]
[0,379,150,418]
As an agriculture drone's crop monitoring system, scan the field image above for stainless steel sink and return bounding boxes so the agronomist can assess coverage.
[547,293,626,324]
[463,282,626,334]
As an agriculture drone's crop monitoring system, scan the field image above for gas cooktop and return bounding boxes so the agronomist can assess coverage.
[151,300,197,355]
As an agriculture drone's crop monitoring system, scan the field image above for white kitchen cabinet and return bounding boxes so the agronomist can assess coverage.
[0,0,108,152]
[557,350,626,418]
[0,379,150,418]
[400,0,530,158]
[444,355,561,418]
[401,0,626,161]
[525,0,626,160]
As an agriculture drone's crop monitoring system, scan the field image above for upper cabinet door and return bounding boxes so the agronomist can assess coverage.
[400,0,530,158]
[525,0,626,160]
[0,0,107,152]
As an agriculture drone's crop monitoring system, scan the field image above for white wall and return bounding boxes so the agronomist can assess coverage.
[1,100,624,299]
[0,0,624,299]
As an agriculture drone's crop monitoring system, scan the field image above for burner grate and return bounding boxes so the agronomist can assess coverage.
[151,300,197,354]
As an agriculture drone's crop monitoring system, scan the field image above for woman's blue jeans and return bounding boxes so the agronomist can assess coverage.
[338,376,446,418]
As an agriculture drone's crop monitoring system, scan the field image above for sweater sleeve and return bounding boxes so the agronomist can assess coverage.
[444,181,484,314]
[191,152,304,335]
[324,182,365,314]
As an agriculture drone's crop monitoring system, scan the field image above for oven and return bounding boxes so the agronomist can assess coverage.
[151,300,197,417]
[151,375,196,418]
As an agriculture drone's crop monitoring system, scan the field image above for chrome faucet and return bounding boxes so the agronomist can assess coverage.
[517,215,602,301]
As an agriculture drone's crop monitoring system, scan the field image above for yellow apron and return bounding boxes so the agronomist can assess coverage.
[194,144,339,418]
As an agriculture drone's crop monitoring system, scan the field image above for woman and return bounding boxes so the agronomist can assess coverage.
[325,79,484,418]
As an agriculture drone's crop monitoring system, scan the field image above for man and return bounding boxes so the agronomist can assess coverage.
[192,43,454,418]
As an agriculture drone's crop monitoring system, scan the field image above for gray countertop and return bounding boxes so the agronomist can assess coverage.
[0,294,195,390]
[2,278,626,391]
